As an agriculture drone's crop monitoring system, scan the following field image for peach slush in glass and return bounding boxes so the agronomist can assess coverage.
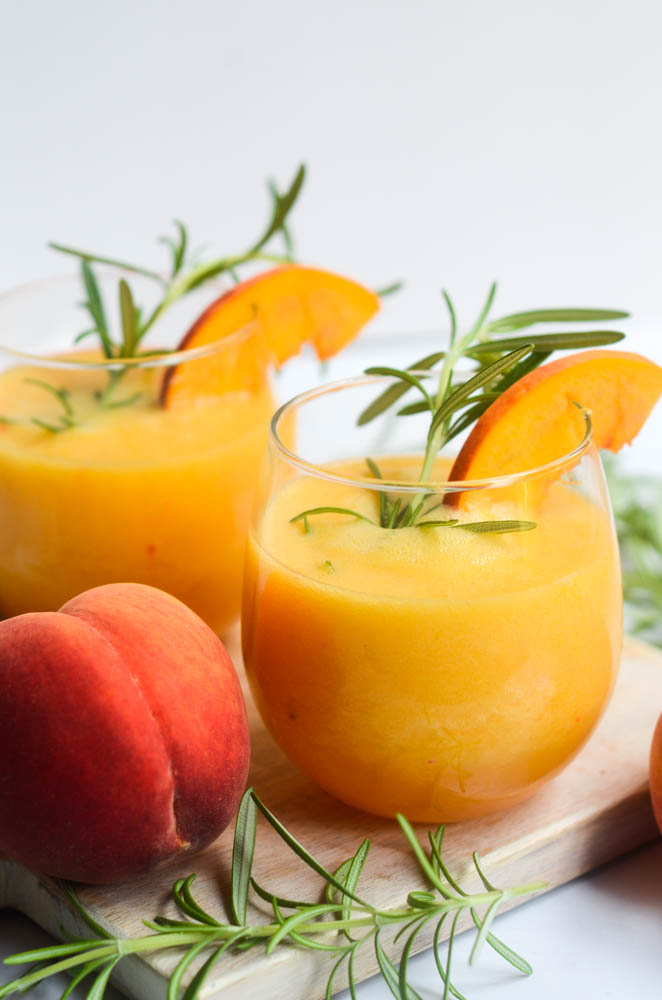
[242,345,662,821]
[0,266,378,633]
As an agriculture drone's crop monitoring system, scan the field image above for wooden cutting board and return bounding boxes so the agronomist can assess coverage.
[1,635,661,1000]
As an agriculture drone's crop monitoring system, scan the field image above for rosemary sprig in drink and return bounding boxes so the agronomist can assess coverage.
[41,166,307,412]
[51,164,307,365]
[0,789,545,1000]
[293,285,628,532]
[0,168,309,430]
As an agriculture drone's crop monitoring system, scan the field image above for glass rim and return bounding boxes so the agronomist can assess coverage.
[0,272,258,370]
[269,373,595,493]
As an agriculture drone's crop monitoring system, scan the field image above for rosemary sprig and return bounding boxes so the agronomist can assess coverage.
[0,789,545,1000]
[359,287,627,445]
[290,506,378,531]
[23,379,77,433]
[37,167,309,413]
[290,507,537,535]
[38,168,397,423]
[293,286,627,533]
[51,165,307,366]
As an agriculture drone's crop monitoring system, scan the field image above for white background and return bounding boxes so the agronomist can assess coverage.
[1,1,662,998]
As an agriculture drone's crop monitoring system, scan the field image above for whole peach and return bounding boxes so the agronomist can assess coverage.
[0,583,249,883]
[652,714,662,833]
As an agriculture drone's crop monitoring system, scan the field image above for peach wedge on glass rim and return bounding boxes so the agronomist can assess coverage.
[448,349,662,502]
[161,265,380,404]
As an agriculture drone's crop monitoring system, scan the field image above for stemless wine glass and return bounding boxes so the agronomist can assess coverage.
[242,374,623,822]
[0,274,273,633]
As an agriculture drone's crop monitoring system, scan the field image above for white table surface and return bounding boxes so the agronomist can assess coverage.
[1,1,662,997]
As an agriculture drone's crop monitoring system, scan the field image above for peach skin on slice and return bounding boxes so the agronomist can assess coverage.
[447,350,662,504]
[161,265,379,404]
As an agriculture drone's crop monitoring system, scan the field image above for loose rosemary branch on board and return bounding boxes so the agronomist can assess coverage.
[605,457,662,648]
[0,789,544,1000]
[293,285,628,532]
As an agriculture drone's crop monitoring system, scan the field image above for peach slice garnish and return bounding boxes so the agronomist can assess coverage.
[447,350,662,504]
[161,265,379,404]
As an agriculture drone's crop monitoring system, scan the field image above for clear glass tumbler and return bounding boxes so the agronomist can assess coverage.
[242,374,622,821]
[0,274,273,633]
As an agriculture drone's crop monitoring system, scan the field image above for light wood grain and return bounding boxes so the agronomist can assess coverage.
[1,636,661,1000]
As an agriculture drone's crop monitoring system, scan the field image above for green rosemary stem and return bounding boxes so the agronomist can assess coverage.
[106,931,216,953]
[50,163,309,379]
[137,250,293,340]
[0,932,218,997]
[419,318,487,483]
[2,951,113,993]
